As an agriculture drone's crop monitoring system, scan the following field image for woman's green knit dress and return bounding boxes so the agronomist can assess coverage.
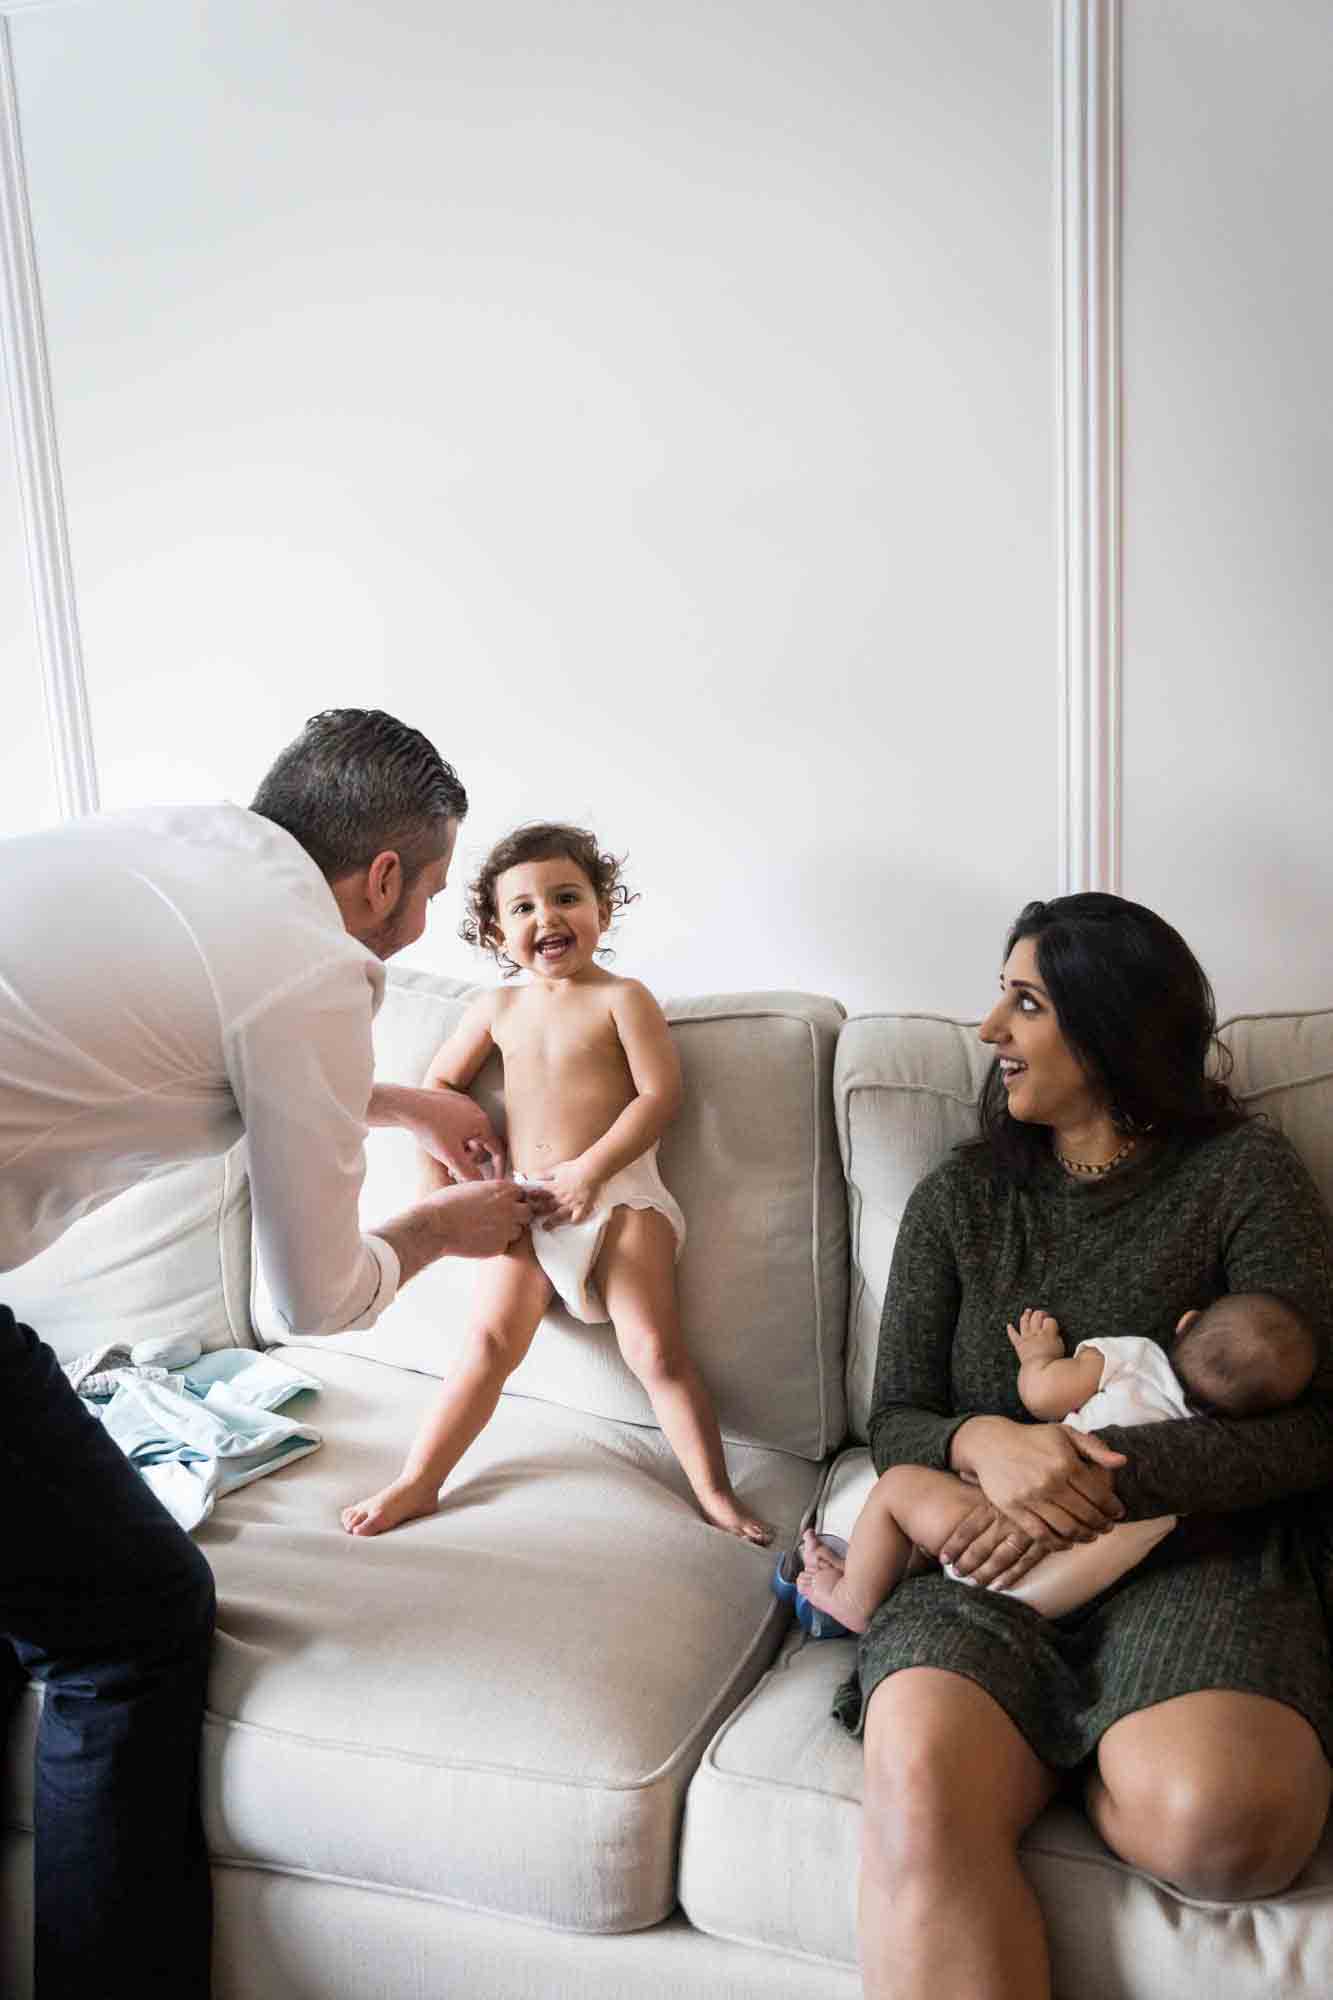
[834,1119,1333,1766]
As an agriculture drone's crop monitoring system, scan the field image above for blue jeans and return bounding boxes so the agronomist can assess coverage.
[0,1305,215,1998]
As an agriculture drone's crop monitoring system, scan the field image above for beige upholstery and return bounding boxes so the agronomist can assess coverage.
[206,1878,863,2000]
[3,1347,820,1934]
[0,1144,252,1363]
[1221,1007,1333,1203]
[202,1350,821,1931]
[835,1013,988,1438]
[259,972,850,1460]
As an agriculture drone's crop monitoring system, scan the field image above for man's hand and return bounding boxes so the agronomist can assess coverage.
[533,1158,603,1227]
[375,1179,556,1286]
[369,1081,506,1181]
[420,1180,540,1256]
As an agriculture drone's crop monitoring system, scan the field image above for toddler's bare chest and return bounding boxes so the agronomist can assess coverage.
[494,1007,625,1082]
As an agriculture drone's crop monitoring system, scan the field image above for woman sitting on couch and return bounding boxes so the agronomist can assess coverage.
[812,893,1333,2000]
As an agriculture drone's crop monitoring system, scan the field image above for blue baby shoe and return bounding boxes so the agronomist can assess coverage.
[772,1542,856,1642]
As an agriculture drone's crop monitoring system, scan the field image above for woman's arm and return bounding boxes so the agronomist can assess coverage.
[870,1175,1124,1586]
[1097,1128,1333,1519]
[866,1178,969,1476]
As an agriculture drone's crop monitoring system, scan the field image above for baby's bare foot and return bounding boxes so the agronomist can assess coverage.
[800,1527,845,1576]
[699,1491,774,1545]
[340,1474,439,1537]
[796,1563,870,1635]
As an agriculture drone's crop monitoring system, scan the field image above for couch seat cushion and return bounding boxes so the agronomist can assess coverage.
[176,1348,820,1932]
[680,1459,1333,1994]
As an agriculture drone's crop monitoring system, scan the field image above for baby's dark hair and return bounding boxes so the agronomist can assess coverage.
[1172,1293,1316,1417]
[459,821,637,976]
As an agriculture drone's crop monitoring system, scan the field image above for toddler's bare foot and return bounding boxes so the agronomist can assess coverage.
[796,1562,871,1635]
[340,1473,440,1537]
[699,1490,774,1545]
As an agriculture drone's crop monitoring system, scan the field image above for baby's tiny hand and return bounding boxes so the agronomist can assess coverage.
[1006,1307,1065,1362]
[536,1159,603,1227]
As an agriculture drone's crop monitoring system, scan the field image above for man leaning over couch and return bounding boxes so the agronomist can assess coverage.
[0,708,549,2000]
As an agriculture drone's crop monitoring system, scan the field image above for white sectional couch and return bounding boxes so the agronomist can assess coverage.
[3,972,1332,1999]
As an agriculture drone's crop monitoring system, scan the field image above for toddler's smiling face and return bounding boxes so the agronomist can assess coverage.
[493,855,608,981]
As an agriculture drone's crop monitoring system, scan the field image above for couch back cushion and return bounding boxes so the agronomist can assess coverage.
[1221,1009,1333,1200]
[1,1145,253,1364]
[836,1014,988,1437]
[254,969,850,1461]
[837,1005,1333,1441]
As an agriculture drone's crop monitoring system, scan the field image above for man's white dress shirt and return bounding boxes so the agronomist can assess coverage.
[1,802,399,1334]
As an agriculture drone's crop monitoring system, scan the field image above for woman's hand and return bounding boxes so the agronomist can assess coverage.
[535,1158,604,1227]
[937,1503,1053,1591]
[941,1416,1127,1585]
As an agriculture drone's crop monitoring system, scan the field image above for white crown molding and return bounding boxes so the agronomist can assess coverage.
[1055,0,1121,895]
[0,13,99,818]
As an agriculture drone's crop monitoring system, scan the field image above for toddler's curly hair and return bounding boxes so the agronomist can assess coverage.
[459,821,637,976]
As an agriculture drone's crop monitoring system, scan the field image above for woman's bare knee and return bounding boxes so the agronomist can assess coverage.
[863,1671,1056,1883]
[1090,1696,1331,1898]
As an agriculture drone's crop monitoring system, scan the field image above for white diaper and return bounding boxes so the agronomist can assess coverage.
[944,1514,1179,1618]
[518,1146,685,1325]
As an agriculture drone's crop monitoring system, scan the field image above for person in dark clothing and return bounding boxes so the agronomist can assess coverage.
[823,894,1333,2000]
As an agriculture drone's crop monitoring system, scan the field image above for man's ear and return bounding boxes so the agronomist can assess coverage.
[365,850,403,915]
[1175,1309,1201,1335]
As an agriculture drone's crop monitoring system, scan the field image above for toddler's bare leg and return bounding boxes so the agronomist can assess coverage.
[797,1467,982,1633]
[340,1238,552,1536]
[597,1207,772,1545]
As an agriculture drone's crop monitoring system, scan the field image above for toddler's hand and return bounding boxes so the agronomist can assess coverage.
[1006,1307,1065,1363]
[536,1159,603,1227]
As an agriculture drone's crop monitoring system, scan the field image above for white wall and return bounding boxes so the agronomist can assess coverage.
[3,1,1330,1015]
[1121,0,1333,1012]
[3,0,1055,1017]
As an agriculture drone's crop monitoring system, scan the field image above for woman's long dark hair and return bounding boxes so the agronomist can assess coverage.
[977,893,1246,1183]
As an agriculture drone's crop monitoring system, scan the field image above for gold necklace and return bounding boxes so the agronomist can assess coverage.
[1055,1135,1139,1177]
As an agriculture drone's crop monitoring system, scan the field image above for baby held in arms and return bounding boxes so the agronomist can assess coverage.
[342,822,770,1544]
[798,1292,1315,1632]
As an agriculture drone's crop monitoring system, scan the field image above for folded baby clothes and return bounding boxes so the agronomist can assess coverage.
[81,1348,323,1532]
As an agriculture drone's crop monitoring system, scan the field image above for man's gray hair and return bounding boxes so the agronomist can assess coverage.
[251,708,468,882]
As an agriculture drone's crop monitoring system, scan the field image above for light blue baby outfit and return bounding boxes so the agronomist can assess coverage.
[76,1347,322,1531]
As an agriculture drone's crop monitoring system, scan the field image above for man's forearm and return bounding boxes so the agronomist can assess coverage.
[367,1081,439,1133]
[374,1196,458,1288]
[367,1080,504,1180]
